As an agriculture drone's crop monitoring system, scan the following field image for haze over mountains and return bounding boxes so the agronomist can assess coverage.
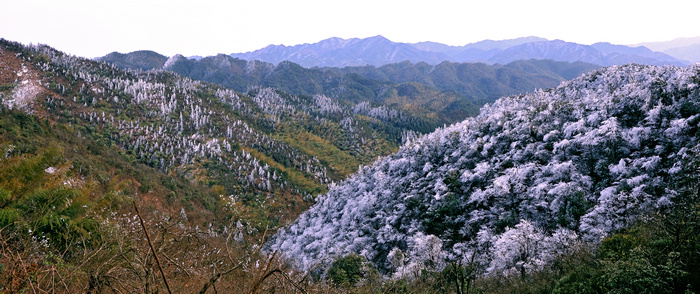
[635,36,700,63]
[229,35,693,68]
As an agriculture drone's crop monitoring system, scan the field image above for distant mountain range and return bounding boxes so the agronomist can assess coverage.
[230,36,448,68]
[98,51,598,126]
[96,35,697,128]
[634,36,700,64]
[229,35,691,67]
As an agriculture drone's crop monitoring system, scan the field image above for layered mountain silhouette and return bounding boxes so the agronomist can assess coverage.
[230,36,448,67]
[635,36,700,63]
[99,51,598,126]
[230,36,688,67]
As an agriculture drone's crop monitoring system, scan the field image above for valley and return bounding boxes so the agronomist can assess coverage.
[0,36,698,293]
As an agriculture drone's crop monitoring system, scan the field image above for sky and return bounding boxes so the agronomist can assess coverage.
[1,0,699,58]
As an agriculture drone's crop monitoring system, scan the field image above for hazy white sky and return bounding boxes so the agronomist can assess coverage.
[1,0,698,58]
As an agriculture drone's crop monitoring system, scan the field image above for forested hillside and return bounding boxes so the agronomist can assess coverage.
[3,38,698,293]
[270,63,700,291]
[2,38,429,200]
[0,39,426,292]
[102,51,598,127]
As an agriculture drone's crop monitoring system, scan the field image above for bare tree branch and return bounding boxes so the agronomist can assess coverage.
[133,201,172,294]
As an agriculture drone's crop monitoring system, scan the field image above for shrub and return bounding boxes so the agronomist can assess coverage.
[328,253,378,286]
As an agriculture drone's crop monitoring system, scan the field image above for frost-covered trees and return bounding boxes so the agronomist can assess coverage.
[391,233,445,278]
[11,42,355,200]
[270,63,700,278]
[486,220,579,277]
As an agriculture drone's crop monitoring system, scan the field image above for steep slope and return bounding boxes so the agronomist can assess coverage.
[1,39,366,292]
[0,39,420,227]
[0,41,214,291]
[5,38,497,291]
[269,64,700,277]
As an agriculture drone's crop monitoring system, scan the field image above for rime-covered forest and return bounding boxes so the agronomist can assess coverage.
[270,63,700,292]
[0,39,420,292]
[101,50,600,128]
[0,38,699,293]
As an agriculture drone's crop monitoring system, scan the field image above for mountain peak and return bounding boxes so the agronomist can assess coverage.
[229,36,686,68]
[96,50,168,70]
[163,54,186,69]
[231,35,448,67]
[365,35,390,41]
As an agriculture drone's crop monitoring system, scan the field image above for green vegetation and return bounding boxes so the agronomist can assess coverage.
[332,192,698,294]
[328,254,379,286]
[97,50,168,71]
[0,38,407,292]
[103,51,599,128]
[0,83,15,92]
[552,155,700,294]
[0,38,695,293]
